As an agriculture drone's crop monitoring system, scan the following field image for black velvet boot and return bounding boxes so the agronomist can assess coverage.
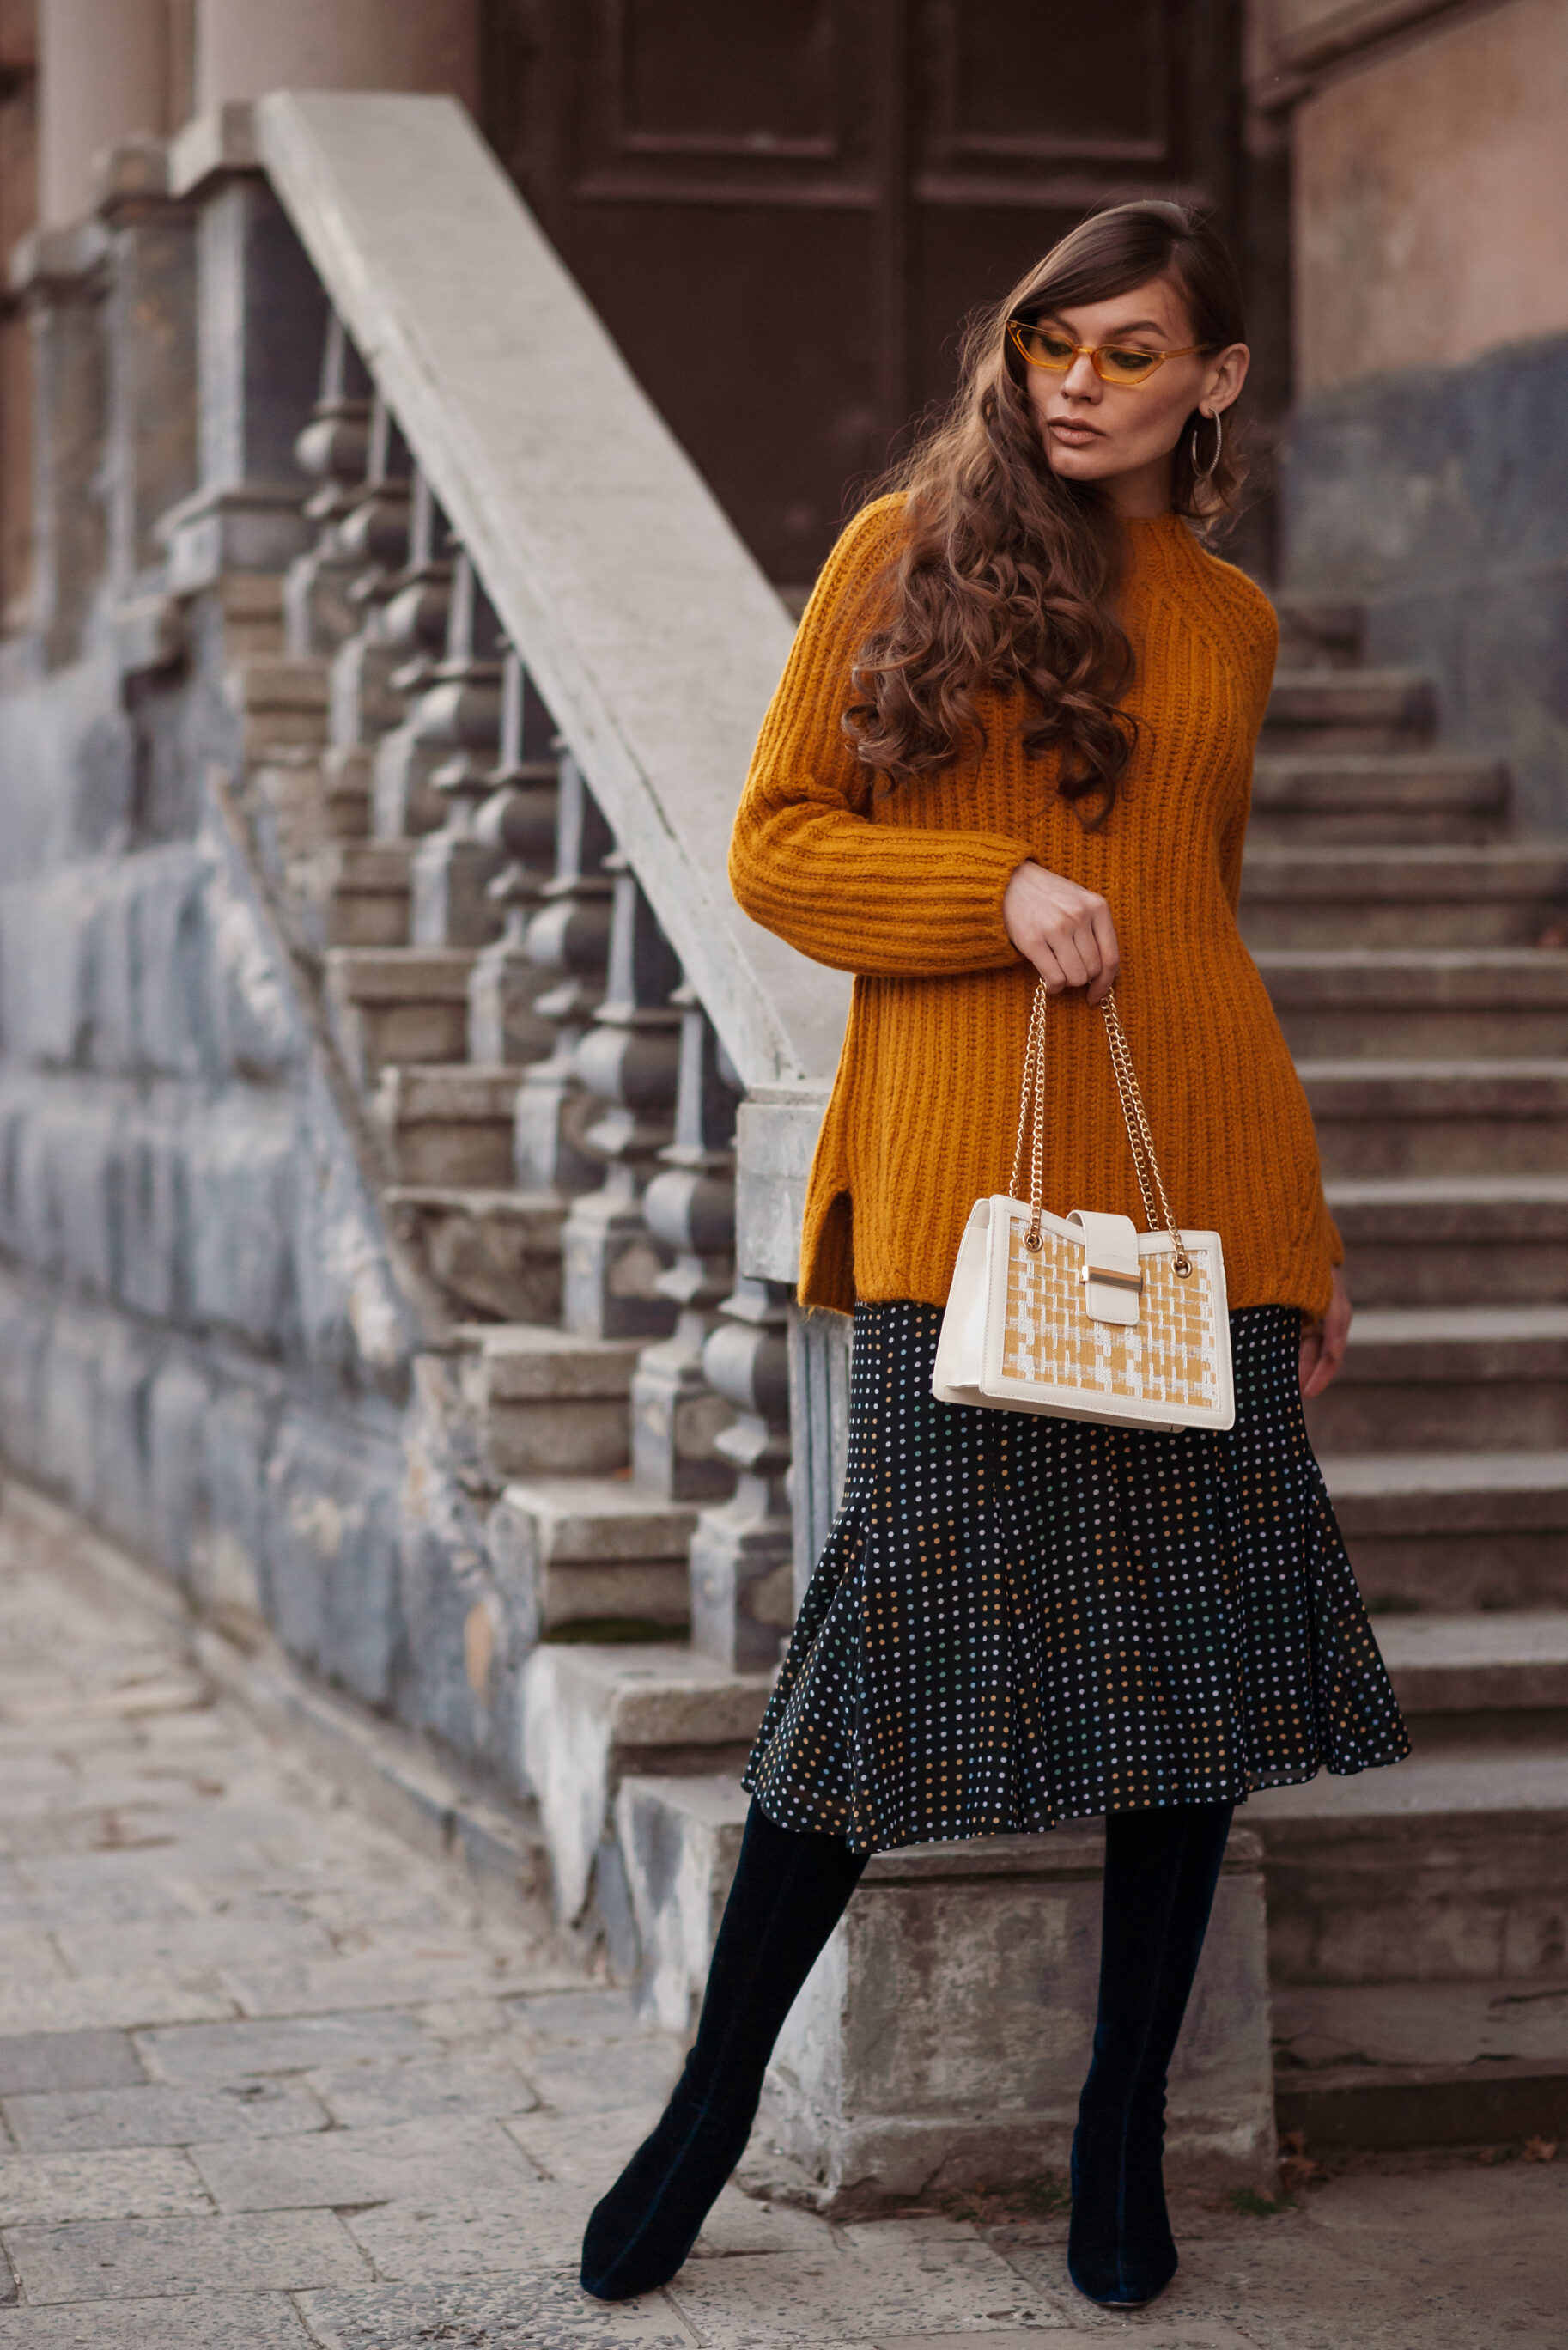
[1068,1799,1234,2310]
[580,1801,867,2301]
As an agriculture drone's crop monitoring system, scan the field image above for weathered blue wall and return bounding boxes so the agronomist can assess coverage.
[0,612,501,1772]
[1282,332,1568,835]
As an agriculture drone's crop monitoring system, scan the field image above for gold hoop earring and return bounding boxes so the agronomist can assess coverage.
[1191,409,1223,479]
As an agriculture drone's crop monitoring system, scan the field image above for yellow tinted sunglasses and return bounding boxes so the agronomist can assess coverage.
[1007,319,1212,387]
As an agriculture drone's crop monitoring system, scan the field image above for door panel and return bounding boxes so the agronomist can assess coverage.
[483,0,1258,584]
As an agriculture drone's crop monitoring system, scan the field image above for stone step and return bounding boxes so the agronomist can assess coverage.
[1328,1175,1568,1305]
[1304,1061,1568,1178]
[369,1062,520,1187]
[1328,1451,1568,1613]
[1272,1977,1568,2153]
[1376,1611,1568,1752]
[1261,949,1568,1060]
[323,947,477,1086]
[456,1321,641,1477]
[1334,1447,1568,1616]
[226,653,331,758]
[1239,843,1568,951]
[1250,1750,1568,1988]
[383,1187,564,1325]
[1248,754,1508,845]
[1305,1304,1568,1455]
[1261,667,1437,753]
[218,572,286,659]
[489,1476,697,1638]
[613,1775,1273,2203]
[300,841,414,949]
[1271,594,1364,671]
[517,1643,775,1921]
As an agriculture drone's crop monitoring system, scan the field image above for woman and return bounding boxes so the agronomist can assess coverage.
[581,199,1407,2311]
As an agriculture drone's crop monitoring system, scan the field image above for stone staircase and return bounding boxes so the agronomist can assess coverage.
[1243,599,1568,2153]
[225,272,1568,2162]
[232,337,786,1776]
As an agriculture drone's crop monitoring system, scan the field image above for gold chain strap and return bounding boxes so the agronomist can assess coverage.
[1011,977,1193,1279]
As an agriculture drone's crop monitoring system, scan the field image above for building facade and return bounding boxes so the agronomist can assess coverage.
[0,0,1564,2184]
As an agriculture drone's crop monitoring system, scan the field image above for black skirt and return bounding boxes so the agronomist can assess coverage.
[744,1301,1409,1853]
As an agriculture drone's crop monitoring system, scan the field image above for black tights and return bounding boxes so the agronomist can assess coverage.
[581,1797,1231,2305]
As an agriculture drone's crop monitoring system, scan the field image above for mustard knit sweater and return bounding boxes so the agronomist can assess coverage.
[729,495,1341,1321]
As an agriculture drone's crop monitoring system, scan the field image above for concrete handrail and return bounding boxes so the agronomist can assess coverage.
[253,88,849,1094]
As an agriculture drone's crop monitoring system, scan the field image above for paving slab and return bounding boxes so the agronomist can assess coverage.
[0,1929,66,1979]
[522,2035,684,2118]
[692,2187,834,2257]
[52,1912,337,1976]
[505,1989,647,2046]
[223,1952,537,2018]
[304,2055,540,2129]
[0,2146,210,2227]
[0,1974,235,2037]
[190,2113,534,2213]
[3,2075,326,2152]
[0,2293,315,2346]
[3,2208,368,2303]
[3,1490,1567,2347]
[664,2232,1065,2345]
[504,2104,666,2193]
[136,2011,440,2083]
[0,2032,143,2097]
[296,2272,696,2349]
[999,2164,1568,2345]
[342,2177,586,2278]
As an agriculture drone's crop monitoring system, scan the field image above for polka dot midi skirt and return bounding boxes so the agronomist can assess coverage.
[744,1300,1409,1854]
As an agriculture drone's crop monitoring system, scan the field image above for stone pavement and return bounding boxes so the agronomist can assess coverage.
[0,1489,1563,2350]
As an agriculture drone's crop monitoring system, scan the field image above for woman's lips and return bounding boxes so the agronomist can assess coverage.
[1048,420,1103,442]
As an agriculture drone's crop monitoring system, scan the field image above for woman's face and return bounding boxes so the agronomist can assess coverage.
[1020,271,1249,518]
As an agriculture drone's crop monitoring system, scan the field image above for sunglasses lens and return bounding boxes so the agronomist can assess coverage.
[1012,323,1073,370]
[1099,348,1162,384]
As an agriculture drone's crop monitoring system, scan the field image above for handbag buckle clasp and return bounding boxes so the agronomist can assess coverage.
[1079,1262,1143,1294]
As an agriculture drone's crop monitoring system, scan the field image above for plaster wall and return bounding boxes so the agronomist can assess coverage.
[38,0,169,226]
[193,0,479,119]
[1291,0,1568,394]
[1279,0,1568,829]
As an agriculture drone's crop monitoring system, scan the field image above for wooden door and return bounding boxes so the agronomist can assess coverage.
[483,1,1259,588]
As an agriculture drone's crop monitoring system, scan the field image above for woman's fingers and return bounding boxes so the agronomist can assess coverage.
[1300,1270,1353,1398]
[1046,922,1097,991]
[1001,865,1121,999]
[1298,1321,1326,1398]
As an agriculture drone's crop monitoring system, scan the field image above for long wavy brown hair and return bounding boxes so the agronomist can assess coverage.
[844,201,1249,826]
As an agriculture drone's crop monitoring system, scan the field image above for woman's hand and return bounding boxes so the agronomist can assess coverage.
[1002,861,1121,1004]
[1300,1268,1352,1399]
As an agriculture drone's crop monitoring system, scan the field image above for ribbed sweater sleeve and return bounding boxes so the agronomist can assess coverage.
[728,499,1036,979]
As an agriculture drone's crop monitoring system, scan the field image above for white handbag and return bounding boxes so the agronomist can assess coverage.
[932,979,1234,1432]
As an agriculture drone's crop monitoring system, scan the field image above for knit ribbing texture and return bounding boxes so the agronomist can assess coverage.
[728,495,1342,1320]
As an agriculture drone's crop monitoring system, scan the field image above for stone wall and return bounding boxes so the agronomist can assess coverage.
[1265,0,1568,829]
[0,601,501,1762]
[1282,332,1568,836]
